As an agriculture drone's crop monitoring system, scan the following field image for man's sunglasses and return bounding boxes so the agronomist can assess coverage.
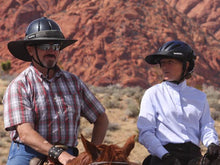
[37,44,61,51]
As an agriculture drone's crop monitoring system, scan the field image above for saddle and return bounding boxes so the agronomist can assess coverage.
[29,157,48,165]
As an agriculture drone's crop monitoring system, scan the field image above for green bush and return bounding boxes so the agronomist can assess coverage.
[1,61,11,72]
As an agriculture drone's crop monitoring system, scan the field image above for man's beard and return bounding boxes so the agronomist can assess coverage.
[43,54,57,68]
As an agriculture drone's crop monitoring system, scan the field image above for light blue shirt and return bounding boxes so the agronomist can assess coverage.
[137,80,219,159]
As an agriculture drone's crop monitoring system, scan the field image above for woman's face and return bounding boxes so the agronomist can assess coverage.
[160,58,183,82]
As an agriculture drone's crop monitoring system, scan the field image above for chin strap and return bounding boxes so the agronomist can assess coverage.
[32,46,56,79]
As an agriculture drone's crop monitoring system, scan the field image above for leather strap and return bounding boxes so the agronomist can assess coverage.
[48,145,64,163]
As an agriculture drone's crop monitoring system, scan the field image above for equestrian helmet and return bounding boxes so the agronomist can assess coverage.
[145,40,196,73]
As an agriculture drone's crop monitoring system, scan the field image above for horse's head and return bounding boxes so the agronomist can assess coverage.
[82,134,135,164]
[68,134,136,165]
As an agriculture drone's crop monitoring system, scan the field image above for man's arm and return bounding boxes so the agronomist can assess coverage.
[91,112,109,145]
[17,123,75,165]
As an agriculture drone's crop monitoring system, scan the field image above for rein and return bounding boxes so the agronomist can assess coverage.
[201,153,209,165]
[89,161,129,165]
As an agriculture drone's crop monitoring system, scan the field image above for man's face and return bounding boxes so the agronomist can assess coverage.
[27,43,60,68]
[159,58,183,82]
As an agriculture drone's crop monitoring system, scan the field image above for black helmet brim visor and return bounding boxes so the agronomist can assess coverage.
[145,51,186,64]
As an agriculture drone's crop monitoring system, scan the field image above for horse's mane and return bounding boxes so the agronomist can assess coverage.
[67,134,136,165]
[188,155,220,165]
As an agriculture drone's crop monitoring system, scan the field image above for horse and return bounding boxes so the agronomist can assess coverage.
[188,154,220,165]
[142,153,220,165]
[30,134,137,165]
[66,134,137,165]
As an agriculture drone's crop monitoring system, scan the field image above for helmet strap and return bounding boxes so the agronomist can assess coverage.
[32,46,57,79]
[179,61,187,83]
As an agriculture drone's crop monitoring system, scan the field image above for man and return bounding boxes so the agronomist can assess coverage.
[137,40,220,165]
[4,17,109,165]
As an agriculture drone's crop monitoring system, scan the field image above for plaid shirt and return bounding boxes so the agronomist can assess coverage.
[3,65,105,147]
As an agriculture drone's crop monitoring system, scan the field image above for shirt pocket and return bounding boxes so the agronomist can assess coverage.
[63,94,80,113]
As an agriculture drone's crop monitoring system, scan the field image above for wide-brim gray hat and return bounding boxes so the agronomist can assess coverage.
[8,17,77,62]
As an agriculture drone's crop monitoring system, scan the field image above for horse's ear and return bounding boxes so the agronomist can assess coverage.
[122,135,136,157]
[81,134,100,161]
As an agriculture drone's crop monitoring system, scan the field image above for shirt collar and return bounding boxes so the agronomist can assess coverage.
[30,64,63,82]
[164,80,187,90]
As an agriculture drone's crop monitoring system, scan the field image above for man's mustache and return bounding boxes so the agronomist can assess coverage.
[45,54,56,58]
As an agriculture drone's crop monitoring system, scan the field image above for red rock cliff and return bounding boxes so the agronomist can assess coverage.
[0,0,219,89]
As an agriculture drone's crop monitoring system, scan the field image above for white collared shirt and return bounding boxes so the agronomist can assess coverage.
[137,80,219,158]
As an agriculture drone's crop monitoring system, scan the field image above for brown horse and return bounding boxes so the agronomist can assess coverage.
[188,154,220,165]
[66,134,137,165]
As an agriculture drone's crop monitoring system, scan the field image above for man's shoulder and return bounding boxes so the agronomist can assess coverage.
[60,70,88,88]
[61,70,81,81]
[9,67,31,82]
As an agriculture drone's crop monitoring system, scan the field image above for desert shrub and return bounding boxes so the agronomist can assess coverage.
[89,85,106,95]
[203,84,220,121]
[102,84,122,96]
[121,86,144,102]
[121,87,137,97]
[108,123,120,131]
[1,60,11,72]
[111,91,123,101]
[0,79,10,104]
[133,87,145,100]
[102,95,121,109]
[0,92,4,104]
[203,85,220,99]
[211,111,220,121]
[88,85,144,115]
[124,98,139,118]
[203,84,220,112]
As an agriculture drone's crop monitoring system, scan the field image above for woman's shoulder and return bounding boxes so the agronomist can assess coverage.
[144,83,163,94]
[186,85,206,98]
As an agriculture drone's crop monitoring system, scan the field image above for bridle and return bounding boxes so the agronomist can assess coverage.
[201,153,210,165]
[89,162,129,165]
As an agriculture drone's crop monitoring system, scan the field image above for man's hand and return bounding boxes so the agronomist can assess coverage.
[207,143,220,160]
[162,153,181,165]
[58,151,75,165]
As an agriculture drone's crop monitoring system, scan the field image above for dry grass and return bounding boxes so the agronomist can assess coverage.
[0,83,220,165]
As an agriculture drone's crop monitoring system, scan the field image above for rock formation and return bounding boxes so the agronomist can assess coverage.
[0,0,219,89]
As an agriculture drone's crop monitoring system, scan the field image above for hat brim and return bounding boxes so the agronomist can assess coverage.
[145,53,167,64]
[8,38,77,61]
[145,52,185,64]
